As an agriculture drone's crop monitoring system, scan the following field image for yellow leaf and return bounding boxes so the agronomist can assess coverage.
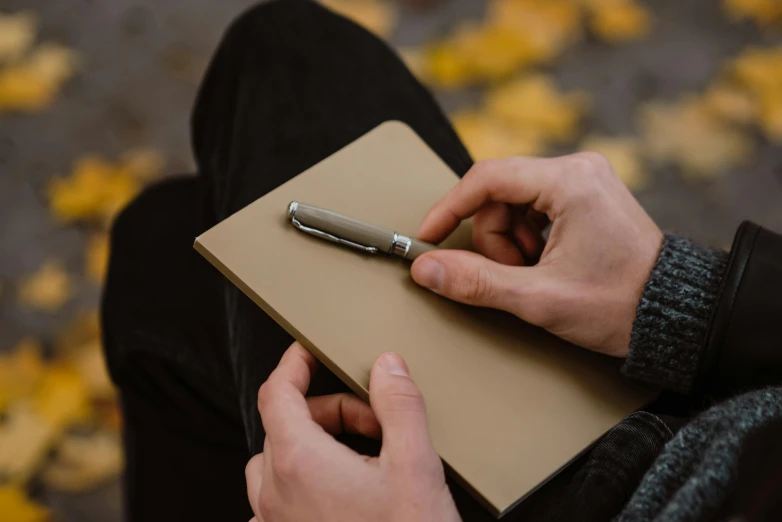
[426,0,582,89]
[120,148,165,182]
[320,0,398,38]
[42,431,123,492]
[585,0,652,43]
[724,46,782,142]
[488,0,582,59]
[758,92,782,142]
[639,96,753,179]
[0,42,78,112]
[723,0,782,27]
[0,486,49,522]
[702,83,758,125]
[0,406,55,484]
[33,367,91,429]
[48,155,141,225]
[729,46,782,93]
[66,341,115,402]
[54,311,100,355]
[451,110,546,161]
[85,234,110,283]
[485,74,590,143]
[0,64,55,111]
[579,135,647,189]
[0,338,46,411]
[17,261,73,312]
[0,11,37,63]
[425,42,473,89]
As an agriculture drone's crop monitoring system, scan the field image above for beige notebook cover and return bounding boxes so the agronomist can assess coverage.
[194,121,655,517]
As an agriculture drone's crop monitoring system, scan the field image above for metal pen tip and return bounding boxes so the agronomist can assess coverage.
[287,201,298,219]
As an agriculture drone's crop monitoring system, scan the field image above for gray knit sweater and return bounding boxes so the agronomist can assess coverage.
[612,235,782,522]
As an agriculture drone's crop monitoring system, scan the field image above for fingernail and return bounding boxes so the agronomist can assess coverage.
[378,352,409,377]
[412,257,443,292]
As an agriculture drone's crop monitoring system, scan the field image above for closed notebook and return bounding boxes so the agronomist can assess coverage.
[194,121,655,517]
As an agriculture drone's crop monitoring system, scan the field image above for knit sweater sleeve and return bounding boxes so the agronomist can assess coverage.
[621,234,729,394]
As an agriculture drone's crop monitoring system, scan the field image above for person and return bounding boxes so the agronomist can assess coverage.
[100,1,782,521]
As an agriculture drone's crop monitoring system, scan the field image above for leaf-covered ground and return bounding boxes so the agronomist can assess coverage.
[1,0,781,520]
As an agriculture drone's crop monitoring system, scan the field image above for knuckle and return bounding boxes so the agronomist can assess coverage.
[385,387,426,414]
[569,151,611,175]
[258,487,277,519]
[257,381,273,411]
[457,263,495,304]
[272,444,306,483]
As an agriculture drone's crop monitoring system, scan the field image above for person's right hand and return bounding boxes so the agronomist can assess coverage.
[411,153,663,358]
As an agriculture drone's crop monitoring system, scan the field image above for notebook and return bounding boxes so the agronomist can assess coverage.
[194,121,655,517]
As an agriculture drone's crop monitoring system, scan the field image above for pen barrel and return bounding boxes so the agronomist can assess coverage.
[293,204,396,251]
[407,239,438,260]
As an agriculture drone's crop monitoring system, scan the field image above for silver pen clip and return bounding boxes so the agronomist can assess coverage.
[290,217,379,254]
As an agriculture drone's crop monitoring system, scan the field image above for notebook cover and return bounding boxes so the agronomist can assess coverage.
[194,121,655,516]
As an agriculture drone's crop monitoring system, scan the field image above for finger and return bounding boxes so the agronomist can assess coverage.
[307,393,382,439]
[257,343,318,444]
[245,453,264,518]
[411,250,530,312]
[472,202,525,266]
[369,352,435,463]
[511,212,546,264]
[418,158,561,243]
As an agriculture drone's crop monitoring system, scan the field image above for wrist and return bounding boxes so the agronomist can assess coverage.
[621,234,729,393]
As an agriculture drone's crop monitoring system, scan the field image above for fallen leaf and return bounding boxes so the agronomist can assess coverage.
[42,431,122,492]
[0,486,49,522]
[17,261,73,312]
[702,82,758,125]
[485,74,590,143]
[66,341,115,402]
[0,11,37,63]
[0,406,54,484]
[758,93,782,142]
[54,311,101,355]
[424,41,473,89]
[585,0,652,43]
[120,148,165,182]
[33,367,91,430]
[723,0,782,27]
[85,234,110,283]
[320,0,398,38]
[444,23,540,83]
[451,110,547,160]
[48,155,141,225]
[639,95,754,179]
[0,42,78,112]
[426,0,582,88]
[579,134,647,189]
[488,0,582,59]
[725,46,782,142]
[0,338,45,412]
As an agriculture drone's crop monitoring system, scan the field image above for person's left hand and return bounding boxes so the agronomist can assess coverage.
[245,342,461,522]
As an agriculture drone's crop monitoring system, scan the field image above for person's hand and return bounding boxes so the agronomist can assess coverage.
[245,343,461,522]
[411,153,663,357]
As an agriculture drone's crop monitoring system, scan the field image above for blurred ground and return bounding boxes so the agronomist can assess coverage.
[1,0,781,520]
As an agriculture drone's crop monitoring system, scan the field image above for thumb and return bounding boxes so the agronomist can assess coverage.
[411,250,529,312]
[369,352,435,464]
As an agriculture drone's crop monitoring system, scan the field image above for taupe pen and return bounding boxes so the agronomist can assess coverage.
[286,202,438,260]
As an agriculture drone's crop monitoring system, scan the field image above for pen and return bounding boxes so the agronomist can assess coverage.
[286,202,438,260]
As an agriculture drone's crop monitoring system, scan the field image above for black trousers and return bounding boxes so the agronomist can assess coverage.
[101,1,669,520]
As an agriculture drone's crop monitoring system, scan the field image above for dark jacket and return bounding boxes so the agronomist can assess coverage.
[524,222,782,522]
